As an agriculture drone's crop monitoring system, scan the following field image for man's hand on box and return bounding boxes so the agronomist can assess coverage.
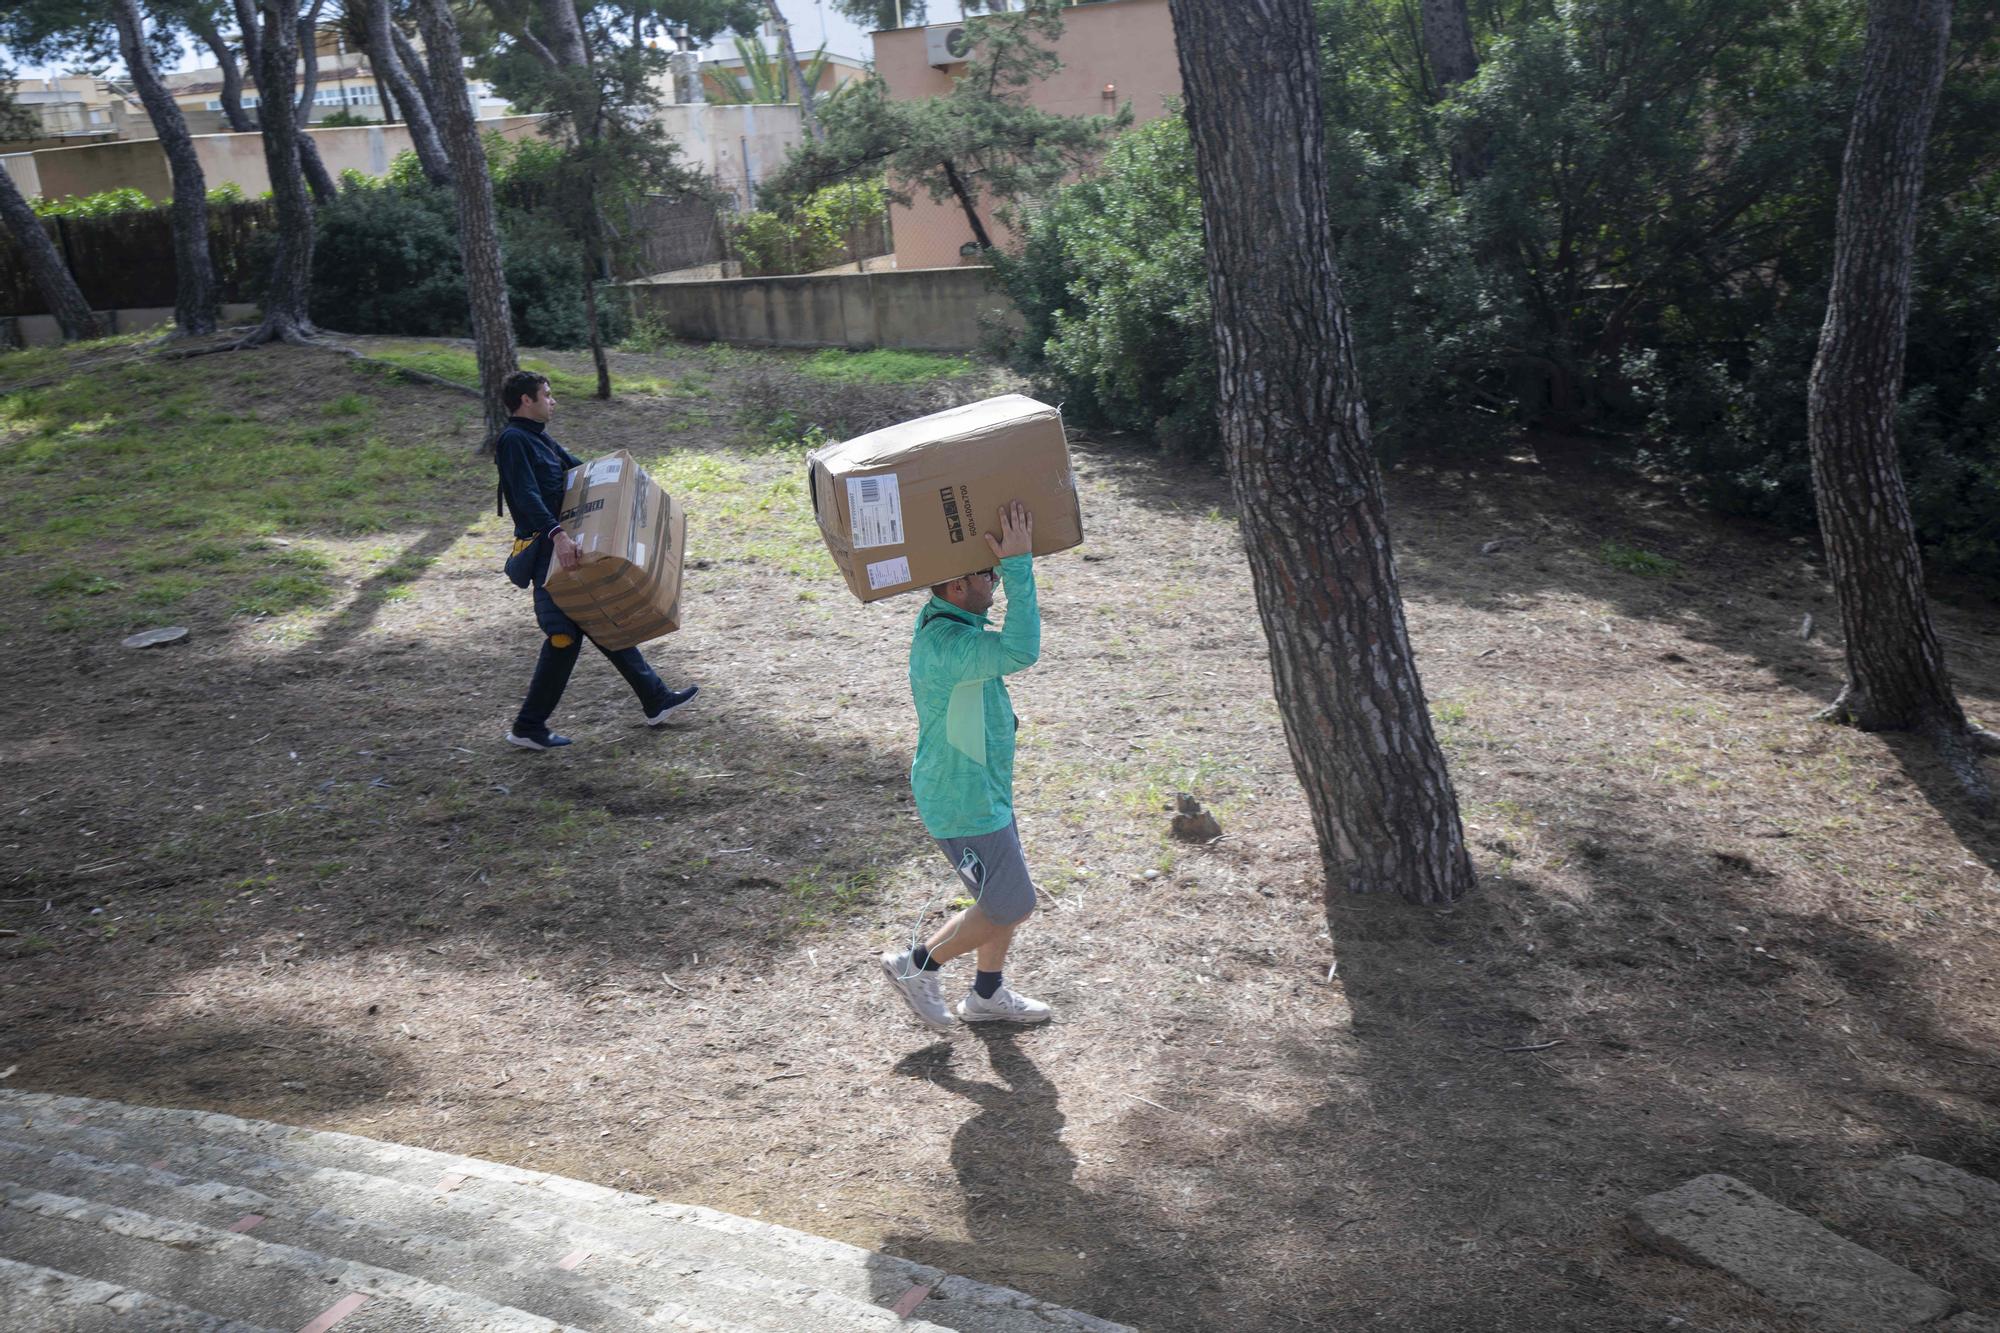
[553,529,581,572]
[984,500,1034,561]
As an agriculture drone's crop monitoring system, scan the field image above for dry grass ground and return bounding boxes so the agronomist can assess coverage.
[2,334,1998,1331]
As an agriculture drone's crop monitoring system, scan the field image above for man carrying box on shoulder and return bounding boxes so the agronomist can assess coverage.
[880,500,1054,1030]
[492,370,698,750]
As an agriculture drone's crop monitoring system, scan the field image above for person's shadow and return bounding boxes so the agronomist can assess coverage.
[885,1031,1168,1325]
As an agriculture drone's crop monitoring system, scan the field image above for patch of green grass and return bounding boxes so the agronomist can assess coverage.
[3,346,468,633]
[233,571,333,617]
[647,455,822,574]
[800,348,970,385]
[135,573,205,608]
[366,345,669,398]
[785,865,882,928]
[1598,541,1681,577]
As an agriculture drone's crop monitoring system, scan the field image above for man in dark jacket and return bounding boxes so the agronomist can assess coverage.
[494,370,698,749]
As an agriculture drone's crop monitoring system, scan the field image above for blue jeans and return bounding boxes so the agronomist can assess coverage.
[514,581,670,733]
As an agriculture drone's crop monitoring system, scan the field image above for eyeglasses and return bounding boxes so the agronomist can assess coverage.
[967,569,998,583]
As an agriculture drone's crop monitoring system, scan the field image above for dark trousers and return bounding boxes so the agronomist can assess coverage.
[515,581,669,732]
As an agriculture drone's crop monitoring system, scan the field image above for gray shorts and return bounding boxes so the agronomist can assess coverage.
[934,820,1037,927]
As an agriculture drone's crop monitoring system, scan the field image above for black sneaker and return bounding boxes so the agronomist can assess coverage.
[505,728,573,750]
[645,684,700,726]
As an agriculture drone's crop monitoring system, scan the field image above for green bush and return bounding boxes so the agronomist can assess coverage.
[730,178,888,276]
[32,187,158,217]
[307,181,623,349]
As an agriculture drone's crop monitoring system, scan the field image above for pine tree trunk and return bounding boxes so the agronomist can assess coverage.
[768,1,823,142]
[190,10,256,133]
[1167,0,1477,904]
[294,10,340,204]
[113,0,217,336]
[532,0,613,397]
[583,269,612,399]
[941,159,992,250]
[246,0,319,343]
[363,0,453,185]
[1806,0,1991,807]
[1419,0,1477,90]
[0,169,100,341]
[413,0,518,437]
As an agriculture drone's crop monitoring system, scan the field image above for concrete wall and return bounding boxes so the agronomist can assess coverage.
[18,115,547,203]
[627,265,1020,352]
[654,103,803,212]
[2,152,42,199]
[872,0,1181,269]
[2,302,260,349]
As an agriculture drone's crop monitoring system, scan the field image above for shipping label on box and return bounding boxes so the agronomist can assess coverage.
[806,394,1083,603]
[543,449,687,650]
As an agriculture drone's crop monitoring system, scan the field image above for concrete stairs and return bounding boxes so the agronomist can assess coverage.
[0,1090,1132,1333]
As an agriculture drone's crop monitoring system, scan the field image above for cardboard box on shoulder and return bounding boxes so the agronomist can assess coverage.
[806,394,1083,603]
[543,449,687,650]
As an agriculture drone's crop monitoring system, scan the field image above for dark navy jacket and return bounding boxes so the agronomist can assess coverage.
[494,417,580,541]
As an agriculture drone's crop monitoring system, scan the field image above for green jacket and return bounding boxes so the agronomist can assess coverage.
[907,554,1040,838]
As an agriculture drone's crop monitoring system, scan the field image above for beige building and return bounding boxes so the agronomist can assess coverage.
[1,75,143,151]
[871,0,1180,269]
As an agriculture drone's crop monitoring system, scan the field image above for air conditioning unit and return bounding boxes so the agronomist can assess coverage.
[925,23,972,67]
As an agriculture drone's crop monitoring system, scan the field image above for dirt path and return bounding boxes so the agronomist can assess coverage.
[4,339,1999,1330]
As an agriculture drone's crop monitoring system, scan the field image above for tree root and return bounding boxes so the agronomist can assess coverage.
[143,329,482,399]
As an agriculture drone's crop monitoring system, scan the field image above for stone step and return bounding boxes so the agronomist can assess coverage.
[1627,1173,1956,1333]
[0,1135,949,1333]
[0,1183,586,1331]
[0,1090,1131,1333]
[0,1256,282,1333]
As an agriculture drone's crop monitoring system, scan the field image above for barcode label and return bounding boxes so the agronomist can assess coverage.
[846,474,904,549]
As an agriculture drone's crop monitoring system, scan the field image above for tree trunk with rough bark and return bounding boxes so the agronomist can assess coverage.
[413,0,517,437]
[294,5,340,203]
[362,0,452,184]
[1420,0,1477,91]
[941,158,992,250]
[531,0,614,399]
[1806,0,1996,807]
[768,1,822,142]
[0,168,100,341]
[189,9,255,133]
[113,0,217,336]
[1167,0,1477,904]
[245,0,319,343]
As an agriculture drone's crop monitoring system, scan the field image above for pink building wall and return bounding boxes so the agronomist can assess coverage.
[872,0,1181,270]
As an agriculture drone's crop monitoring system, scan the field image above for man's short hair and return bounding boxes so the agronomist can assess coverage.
[502,370,550,412]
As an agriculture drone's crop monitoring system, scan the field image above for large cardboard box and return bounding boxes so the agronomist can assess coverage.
[543,449,686,650]
[806,394,1083,603]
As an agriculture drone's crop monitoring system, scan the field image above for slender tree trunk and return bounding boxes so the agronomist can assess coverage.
[1419,0,1481,186]
[1168,0,1476,904]
[246,0,319,343]
[113,0,218,336]
[413,0,518,436]
[768,1,823,141]
[0,169,101,341]
[294,7,340,203]
[940,158,992,250]
[1806,0,1996,806]
[190,10,256,133]
[531,0,615,398]
[362,0,453,184]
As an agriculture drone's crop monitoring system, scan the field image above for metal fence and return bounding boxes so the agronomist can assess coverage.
[0,201,275,317]
[614,192,728,280]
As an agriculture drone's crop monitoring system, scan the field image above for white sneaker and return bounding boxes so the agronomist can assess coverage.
[955,985,1052,1024]
[879,950,954,1031]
